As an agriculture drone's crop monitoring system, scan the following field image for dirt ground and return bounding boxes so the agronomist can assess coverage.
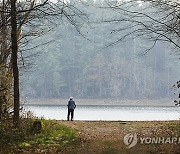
[59,120,180,154]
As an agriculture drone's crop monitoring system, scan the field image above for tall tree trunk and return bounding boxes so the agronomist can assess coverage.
[10,0,20,127]
[0,0,7,121]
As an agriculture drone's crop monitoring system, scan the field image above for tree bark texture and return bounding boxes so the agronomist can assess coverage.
[10,0,20,127]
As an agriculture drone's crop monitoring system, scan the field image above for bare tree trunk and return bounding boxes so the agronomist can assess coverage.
[0,0,7,121]
[10,0,20,127]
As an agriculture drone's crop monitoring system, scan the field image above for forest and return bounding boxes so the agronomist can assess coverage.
[20,0,180,99]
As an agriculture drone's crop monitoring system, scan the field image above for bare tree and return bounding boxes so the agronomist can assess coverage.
[104,0,180,53]
[10,0,20,126]
[0,0,87,126]
[0,0,12,121]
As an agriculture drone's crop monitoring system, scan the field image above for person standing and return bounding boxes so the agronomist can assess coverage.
[67,97,76,121]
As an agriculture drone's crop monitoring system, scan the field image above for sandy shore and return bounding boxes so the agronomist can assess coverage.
[23,98,174,106]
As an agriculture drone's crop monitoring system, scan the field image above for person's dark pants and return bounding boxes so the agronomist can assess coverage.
[67,109,74,121]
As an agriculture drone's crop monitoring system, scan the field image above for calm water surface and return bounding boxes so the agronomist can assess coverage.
[24,105,180,121]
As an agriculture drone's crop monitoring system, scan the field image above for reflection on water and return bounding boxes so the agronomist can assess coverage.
[24,105,180,121]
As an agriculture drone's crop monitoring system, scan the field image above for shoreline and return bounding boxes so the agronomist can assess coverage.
[22,98,175,106]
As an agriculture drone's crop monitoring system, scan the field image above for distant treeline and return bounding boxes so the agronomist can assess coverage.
[20,0,180,99]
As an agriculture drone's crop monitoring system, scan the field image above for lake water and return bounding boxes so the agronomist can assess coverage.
[23,105,180,121]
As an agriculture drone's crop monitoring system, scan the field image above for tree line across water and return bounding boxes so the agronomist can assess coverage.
[21,0,180,99]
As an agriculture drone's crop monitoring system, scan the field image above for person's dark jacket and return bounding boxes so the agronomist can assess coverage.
[67,100,76,109]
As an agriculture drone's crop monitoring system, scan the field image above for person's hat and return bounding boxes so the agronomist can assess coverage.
[70,97,73,100]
